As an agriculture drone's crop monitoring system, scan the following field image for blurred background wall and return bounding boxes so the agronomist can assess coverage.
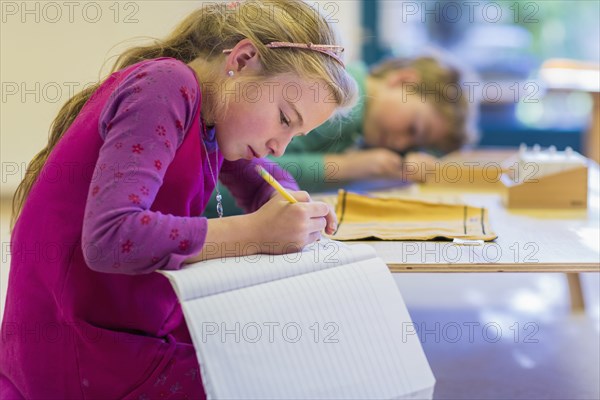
[0,1,360,194]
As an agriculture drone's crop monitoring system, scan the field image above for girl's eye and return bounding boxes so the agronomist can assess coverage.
[280,110,290,127]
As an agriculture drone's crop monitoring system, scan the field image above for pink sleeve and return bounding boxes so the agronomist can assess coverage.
[219,158,300,213]
[82,59,206,274]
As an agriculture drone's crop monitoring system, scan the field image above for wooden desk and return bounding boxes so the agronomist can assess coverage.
[347,164,600,274]
[318,150,599,395]
[318,156,599,311]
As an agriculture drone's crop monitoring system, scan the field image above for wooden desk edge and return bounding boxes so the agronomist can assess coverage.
[388,263,600,273]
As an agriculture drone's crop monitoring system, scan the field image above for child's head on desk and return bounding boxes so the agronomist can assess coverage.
[362,56,478,156]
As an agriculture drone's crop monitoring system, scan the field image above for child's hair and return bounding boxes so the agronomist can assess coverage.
[11,0,358,229]
[369,56,479,154]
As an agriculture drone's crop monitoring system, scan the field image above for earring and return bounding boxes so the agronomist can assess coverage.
[227,70,234,77]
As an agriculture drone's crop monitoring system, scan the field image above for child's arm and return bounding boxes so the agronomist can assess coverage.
[325,149,404,180]
[189,159,336,261]
[185,190,336,262]
[325,150,439,182]
[81,59,207,275]
[217,158,299,213]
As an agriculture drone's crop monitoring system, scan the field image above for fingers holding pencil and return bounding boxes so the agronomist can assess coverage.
[284,193,337,238]
[253,197,335,251]
[298,198,336,235]
[252,195,323,250]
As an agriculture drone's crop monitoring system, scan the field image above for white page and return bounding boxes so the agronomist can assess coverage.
[182,256,435,399]
[161,240,377,301]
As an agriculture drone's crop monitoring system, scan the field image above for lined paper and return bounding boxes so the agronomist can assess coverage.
[161,239,376,301]
[182,257,434,399]
[160,241,435,399]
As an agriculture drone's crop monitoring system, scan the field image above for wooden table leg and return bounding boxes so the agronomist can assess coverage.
[566,273,585,313]
[585,92,599,164]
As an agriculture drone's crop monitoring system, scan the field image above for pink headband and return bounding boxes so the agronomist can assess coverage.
[222,41,345,68]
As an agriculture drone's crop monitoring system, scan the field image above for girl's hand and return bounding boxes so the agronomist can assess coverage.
[287,190,338,236]
[188,190,337,263]
[251,190,336,254]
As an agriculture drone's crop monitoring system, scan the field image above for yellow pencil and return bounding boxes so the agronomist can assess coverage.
[256,165,298,203]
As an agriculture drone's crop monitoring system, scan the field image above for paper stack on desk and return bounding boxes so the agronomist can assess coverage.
[330,190,498,241]
[160,240,435,399]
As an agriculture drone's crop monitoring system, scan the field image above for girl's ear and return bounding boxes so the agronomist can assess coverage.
[225,38,262,74]
[385,68,421,88]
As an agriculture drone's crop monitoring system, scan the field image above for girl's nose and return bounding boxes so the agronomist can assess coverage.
[271,143,286,158]
[267,138,291,158]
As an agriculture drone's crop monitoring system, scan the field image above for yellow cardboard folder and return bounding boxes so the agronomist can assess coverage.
[330,190,497,241]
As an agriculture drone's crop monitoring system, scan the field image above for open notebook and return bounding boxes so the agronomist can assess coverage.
[160,240,435,399]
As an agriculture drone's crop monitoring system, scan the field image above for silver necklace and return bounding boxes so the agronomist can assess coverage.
[201,123,223,218]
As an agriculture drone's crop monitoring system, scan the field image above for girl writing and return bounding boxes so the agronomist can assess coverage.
[208,55,479,215]
[0,0,357,398]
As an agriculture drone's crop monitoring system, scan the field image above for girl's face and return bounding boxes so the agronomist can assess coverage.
[215,74,337,161]
[363,84,448,152]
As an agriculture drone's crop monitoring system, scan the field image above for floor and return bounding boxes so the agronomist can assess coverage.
[394,273,600,399]
[1,197,599,399]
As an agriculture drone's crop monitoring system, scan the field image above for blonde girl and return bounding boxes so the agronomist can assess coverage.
[0,0,357,397]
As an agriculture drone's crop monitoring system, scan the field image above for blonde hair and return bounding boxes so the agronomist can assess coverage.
[370,56,477,154]
[12,0,358,229]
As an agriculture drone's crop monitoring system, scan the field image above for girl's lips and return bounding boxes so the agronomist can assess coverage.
[249,146,260,158]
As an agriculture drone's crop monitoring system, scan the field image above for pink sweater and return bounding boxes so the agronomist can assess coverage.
[0,57,298,398]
